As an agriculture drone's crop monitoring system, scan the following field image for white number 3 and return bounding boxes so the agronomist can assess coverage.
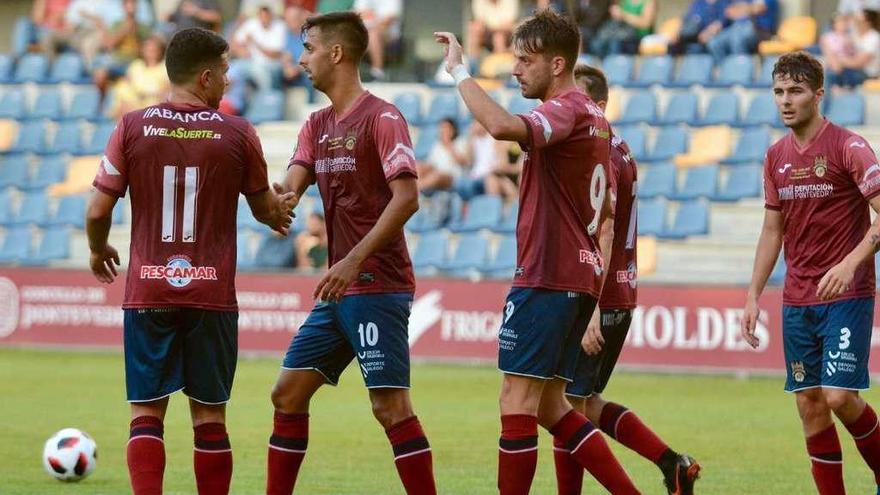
[839,327,851,350]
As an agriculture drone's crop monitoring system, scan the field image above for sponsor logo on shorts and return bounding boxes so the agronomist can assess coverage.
[790,361,806,382]
[140,256,218,288]
[143,125,222,140]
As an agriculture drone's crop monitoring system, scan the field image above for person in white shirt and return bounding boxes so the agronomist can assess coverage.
[467,0,519,59]
[231,5,286,90]
[827,9,880,89]
[417,118,469,192]
[353,0,402,80]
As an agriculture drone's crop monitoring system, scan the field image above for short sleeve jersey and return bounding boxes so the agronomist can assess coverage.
[289,91,417,295]
[763,120,880,305]
[514,88,612,297]
[93,102,269,311]
[599,134,638,310]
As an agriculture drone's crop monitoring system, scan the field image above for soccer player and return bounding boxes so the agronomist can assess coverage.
[437,10,640,495]
[86,28,296,495]
[265,12,436,495]
[742,51,880,495]
[553,63,701,495]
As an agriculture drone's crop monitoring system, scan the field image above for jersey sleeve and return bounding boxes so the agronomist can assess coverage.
[844,135,880,200]
[288,116,317,175]
[92,118,129,198]
[607,149,623,219]
[374,107,418,182]
[241,122,270,196]
[763,153,781,210]
[516,98,577,150]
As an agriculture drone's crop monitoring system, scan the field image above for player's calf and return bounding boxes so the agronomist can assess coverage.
[370,389,436,495]
[267,370,323,495]
[127,415,165,495]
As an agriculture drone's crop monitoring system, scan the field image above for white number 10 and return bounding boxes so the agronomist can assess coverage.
[587,164,606,235]
[162,165,199,243]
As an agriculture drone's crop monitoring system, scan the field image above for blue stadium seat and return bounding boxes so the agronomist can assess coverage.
[49,52,87,84]
[495,201,518,234]
[672,54,713,87]
[768,255,786,285]
[441,232,490,276]
[672,165,718,200]
[254,231,295,268]
[0,192,11,225]
[602,55,634,86]
[616,126,647,161]
[638,163,675,199]
[711,55,754,87]
[637,197,666,236]
[0,226,31,263]
[14,53,49,83]
[450,194,503,232]
[237,197,262,231]
[645,127,688,162]
[408,193,450,233]
[80,122,115,155]
[30,87,63,120]
[9,121,46,154]
[27,155,66,190]
[737,93,781,128]
[659,200,710,239]
[656,93,698,126]
[237,232,256,270]
[693,93,739,126]
[414,125,439,161]
[752,55,779,88]
[11,17,31,56]
[826,93,865,127]
[0,54,13,83]
[630,56,673,87]
[721,128,771,165]
[47,121,82,155]
[615,92,656,125]
[482,234,517,278]
[22,227,70,265]
[244,90,285,124]
[412,230,449,276]
[0,89,26,120]
[423,92,459,125]
[46,194,86,228]
[393,92,422,126]
[713,165,761,201]
[12,191,49,225]
[66,87,101,121]
[0,155,30,189]
[507,93,538,115]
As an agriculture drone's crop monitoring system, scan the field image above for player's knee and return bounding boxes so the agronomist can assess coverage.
[270,381,306,413]
[796,390,830,422]
[823,388,857,413]
[370,391,413,429]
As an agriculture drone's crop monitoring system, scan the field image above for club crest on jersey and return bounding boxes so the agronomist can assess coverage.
[140,256,218,288]
[344,133,357,151]
[790,361,806,383]
[813,155,828,177]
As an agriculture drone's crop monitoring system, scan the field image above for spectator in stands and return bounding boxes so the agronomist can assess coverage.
[354,0,403,81]
[417,118,468,193]
[838,0,880,19]
[27,0,71,54]
[295,213,329,271]
[467,0,519,60]
[238,0,284,25]
[589,0,657,57]
[231,5,287,91]
[456,121,518,200]
[706,0,779,62]
[281,5,313,94]
[535,0,612,52]
[826,9,880,89]
[92,0,153,96]
[821,12,856,62]
[668,0,731,55]
[107,35,169,119]
[166,0,222,33]
[317,0,354,14]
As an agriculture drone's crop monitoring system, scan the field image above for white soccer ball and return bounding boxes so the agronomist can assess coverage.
[42,428,97,481]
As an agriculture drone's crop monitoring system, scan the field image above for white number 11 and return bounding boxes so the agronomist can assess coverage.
[162,165,199,243]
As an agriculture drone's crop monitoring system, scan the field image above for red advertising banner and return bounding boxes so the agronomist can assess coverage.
[1,267,878,376]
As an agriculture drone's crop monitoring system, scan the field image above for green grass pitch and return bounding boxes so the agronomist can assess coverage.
[1,347,878,494]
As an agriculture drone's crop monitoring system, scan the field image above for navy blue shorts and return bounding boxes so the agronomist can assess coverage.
[124,308,238,404]
[566,309,632,398]
[783,297,873,393]
[282,293,413,388]
[498,288,597,381]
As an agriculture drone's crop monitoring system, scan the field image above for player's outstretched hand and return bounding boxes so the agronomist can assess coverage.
[741,297,761,349]
[433,32,464,74]
[90,245,120,284]
[581,310,604,355]
[270,183,298,237]
[314,255,360,303]
[817,260,854,301]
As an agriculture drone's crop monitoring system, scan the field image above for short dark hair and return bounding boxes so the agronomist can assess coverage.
[574,64,608,104]
[865,9,880,31]
[165,28,229,85]
[512,9,581,73]
[302,11,369,63]
[439,117,459,139]
[772,51,824,91]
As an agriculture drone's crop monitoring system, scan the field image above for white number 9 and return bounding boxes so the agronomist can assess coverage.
[587,164,606,236]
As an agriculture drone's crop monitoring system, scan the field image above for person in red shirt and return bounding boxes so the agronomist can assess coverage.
[436,9,640,495]
[742,51,880,494]
[86,27,295,495]
[265,12,436,495]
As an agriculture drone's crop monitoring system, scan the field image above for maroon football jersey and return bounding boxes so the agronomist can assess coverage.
[513,88,612,297]
[599,134,638,310]
[93,102,269,310]
[764,120,880,305]
[289,91,417,295]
